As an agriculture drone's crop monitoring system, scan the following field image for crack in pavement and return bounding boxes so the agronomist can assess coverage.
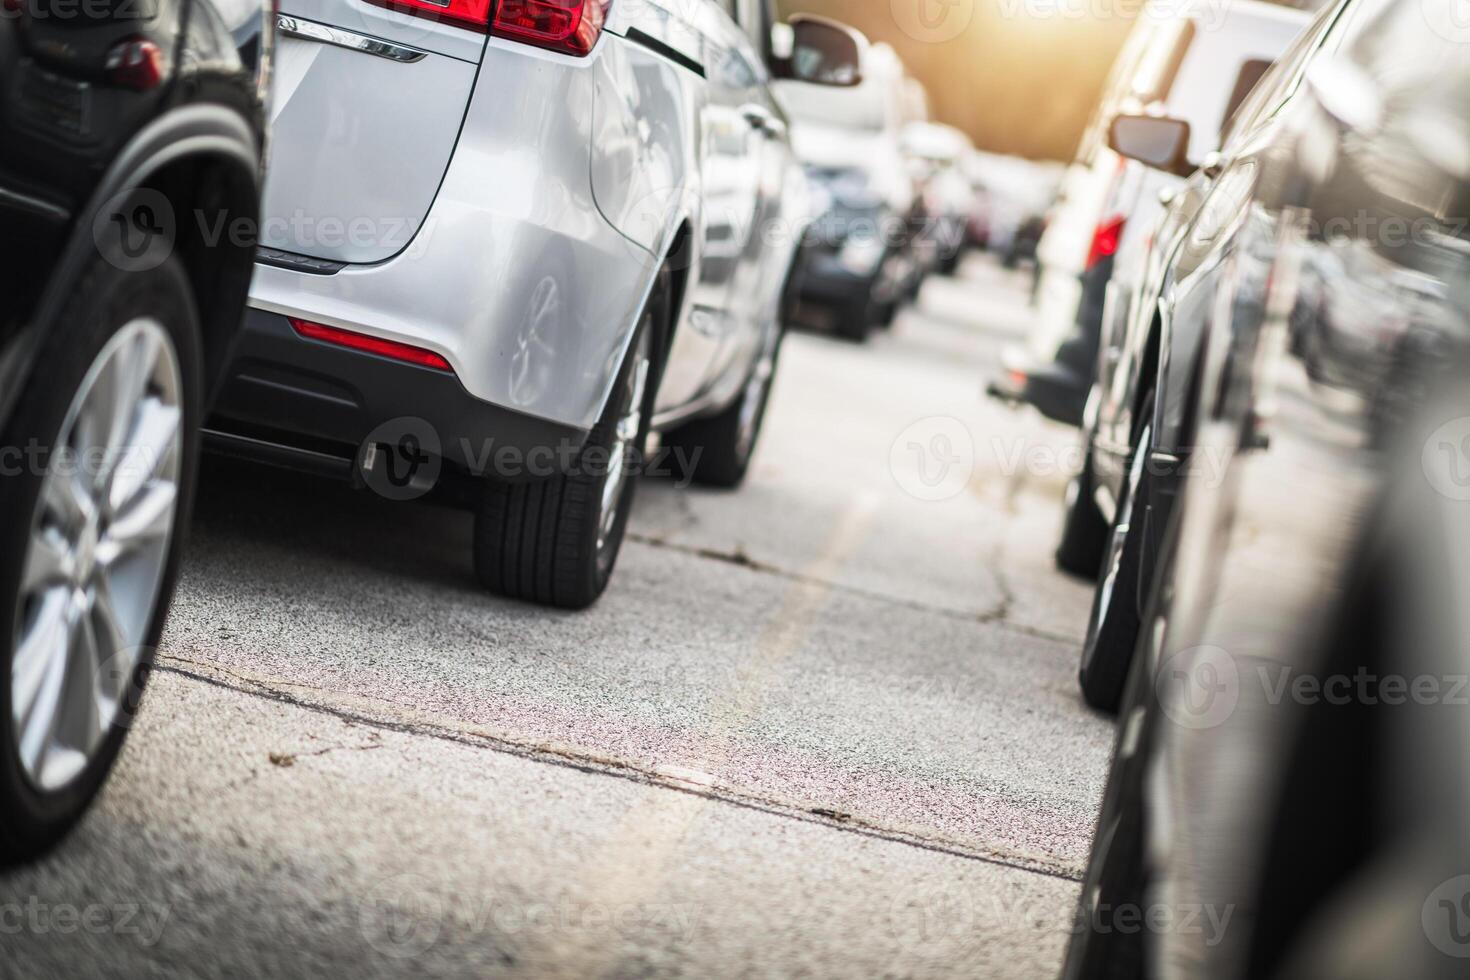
[626,532,1073,645]
[153,658,1084,884]
[218,732,385,793]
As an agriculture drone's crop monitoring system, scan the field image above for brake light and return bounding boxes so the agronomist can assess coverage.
[363,0,605,52]
[1085,215,1126,271]
[104,38,165,91]
[290,318,453,372]
[493,0,608,56]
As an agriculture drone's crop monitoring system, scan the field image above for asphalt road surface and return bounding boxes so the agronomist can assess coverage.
[1,256,1113,979]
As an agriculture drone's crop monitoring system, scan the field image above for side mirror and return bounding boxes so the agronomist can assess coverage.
[775,15,865,88]
[1109,115,1192,176]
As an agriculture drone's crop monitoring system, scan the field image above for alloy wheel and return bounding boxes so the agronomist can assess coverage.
[11,318,182,792]
[597,325,652,561]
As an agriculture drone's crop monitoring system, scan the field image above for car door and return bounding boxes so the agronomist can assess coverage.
[688,0,769,400]
[709,0,795,386]
[637,0,766,415]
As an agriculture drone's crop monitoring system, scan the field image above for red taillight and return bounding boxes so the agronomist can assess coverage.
[367,0,494,33]
[494,0,607,55]
[290,318,453,372]
[1085,215,1126,271]
[104,38,165,91]
[363,0,605,53]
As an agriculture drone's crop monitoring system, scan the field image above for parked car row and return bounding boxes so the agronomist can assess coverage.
[1059,0,1470,976]
[963,150,1064,271]
[775,37,985,343]
[1,0,872,864]
[995,0,1311,430]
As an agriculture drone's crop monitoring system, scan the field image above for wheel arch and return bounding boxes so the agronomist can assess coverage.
[137,151,261,404]
[27,104,262,409]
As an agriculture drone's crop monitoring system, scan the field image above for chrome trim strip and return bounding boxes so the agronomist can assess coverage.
[276,15,428,64]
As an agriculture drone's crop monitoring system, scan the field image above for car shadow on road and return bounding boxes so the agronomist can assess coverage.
[189,455,479,595]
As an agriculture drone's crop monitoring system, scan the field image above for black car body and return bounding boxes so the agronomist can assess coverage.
[0,0,270,861]
[1057,0,1372,711]
[1066,1,1470,976]
[1,0,270,419]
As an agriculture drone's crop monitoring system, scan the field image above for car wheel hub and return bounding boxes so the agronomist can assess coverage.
[11,318,183,792]
[597,328,651,559]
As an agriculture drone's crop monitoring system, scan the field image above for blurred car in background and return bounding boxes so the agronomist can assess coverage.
[1061,0,1363,710]
[902,122,977,277]
[963,152,1065,269]
[1066,3,1470,978]
[0,0,270,862]
[996,0,1310,429]
[778,42,920,342]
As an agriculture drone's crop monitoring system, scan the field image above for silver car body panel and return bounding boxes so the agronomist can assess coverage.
[251,0,805,434]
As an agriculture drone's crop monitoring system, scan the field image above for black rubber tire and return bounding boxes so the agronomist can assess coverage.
[1078,394,1155,714]
[473,279,663,610]
[1056,440,1108,578]
[834,292,875,343]
[874,297,900,329]
[1061,538,1168,980]
[938,246,964,277]
[663,334,781,490]
[0,254,203,867]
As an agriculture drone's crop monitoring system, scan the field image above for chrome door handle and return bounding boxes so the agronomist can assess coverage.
[277,15,427,64]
